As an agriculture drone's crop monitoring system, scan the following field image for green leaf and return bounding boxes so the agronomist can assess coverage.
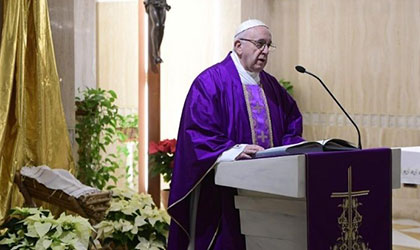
[108,90,117,98]
[278,78,294,96]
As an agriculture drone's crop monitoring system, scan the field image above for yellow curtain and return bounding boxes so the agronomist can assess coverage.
[0,0,75,223]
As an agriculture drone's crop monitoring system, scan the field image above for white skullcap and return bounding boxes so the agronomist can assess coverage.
[234,19,269,38]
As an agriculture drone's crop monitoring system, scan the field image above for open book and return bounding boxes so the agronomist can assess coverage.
[254,138,358,158]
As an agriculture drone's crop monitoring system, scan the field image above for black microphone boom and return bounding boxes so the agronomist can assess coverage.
[295,65,362,149]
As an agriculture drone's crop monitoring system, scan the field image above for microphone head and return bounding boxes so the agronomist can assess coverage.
[295,65,306,73]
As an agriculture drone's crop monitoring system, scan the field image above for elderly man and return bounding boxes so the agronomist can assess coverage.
[167,19,304,250]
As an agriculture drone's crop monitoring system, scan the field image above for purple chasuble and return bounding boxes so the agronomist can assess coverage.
[167,53,304,250]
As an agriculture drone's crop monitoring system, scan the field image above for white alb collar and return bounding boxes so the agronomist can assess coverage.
[230,51,260,85]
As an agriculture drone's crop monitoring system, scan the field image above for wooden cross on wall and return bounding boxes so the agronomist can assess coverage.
[138,0,171,208]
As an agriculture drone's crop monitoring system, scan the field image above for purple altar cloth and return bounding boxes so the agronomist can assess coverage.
[306,148,392,250]
[167,53,304,250]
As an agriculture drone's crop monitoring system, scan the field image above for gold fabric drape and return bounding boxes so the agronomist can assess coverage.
[0,0,75,224]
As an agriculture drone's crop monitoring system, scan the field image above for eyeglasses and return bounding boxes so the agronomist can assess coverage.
[239,38,276,51]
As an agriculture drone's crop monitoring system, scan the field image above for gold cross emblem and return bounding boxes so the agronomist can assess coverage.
[254,103,264,113]
[257,131,268,143]
[330,166,371,250]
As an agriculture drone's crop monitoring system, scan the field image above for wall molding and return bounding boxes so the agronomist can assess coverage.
[302,112,420,129]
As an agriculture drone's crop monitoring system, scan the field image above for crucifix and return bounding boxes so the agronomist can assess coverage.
[144,0,170,64]
[330,166,370,250]
[138,0,170,207]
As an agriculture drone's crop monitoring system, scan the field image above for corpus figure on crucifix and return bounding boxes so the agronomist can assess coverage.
[144,0,170,64]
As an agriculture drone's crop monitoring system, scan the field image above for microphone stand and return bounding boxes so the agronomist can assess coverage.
[296,66,362,149]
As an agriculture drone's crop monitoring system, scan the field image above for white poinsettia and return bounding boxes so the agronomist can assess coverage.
[26,223,39,238]
[55,213,93,247]
[120,219,133,232]
[34,236,52,250]
[0,207,93,250]
[0,233,17,245]
[138,193,155,205]
[94,187,170,249]
[95,220,115,239]
[159,209,171,224]
[135,215,147,227]
[109,199,126,211]
[121,202,138,215]
[34,221,52,238]
[135,237,164,250]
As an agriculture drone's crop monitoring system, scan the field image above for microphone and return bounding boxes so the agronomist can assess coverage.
[295,65,362,149]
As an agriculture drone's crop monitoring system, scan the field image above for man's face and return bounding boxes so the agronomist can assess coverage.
[235,26,272,73]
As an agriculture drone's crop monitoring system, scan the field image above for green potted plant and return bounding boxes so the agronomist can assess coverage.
[75,88,122,190]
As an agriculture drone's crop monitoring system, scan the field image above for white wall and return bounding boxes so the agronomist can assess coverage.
[160,0,241,139]
[96,0,139,115]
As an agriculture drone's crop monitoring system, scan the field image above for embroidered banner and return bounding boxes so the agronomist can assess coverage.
[306,149,392,250]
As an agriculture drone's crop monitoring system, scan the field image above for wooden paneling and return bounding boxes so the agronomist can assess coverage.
[96,1,138,111]
[243,0,420,221]
[294,0,420,117]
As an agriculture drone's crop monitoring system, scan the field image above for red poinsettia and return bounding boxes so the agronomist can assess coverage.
[149,139,176,183]
[149,139,176,155]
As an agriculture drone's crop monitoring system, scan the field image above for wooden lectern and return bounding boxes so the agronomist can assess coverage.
[215,148,401,250]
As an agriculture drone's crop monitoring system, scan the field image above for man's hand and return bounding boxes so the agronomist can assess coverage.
[235,144,264,160]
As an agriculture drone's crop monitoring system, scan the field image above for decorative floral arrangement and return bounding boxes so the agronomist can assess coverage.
[149,139,176,183]
[94,188,170,250]
[0,207,93,250]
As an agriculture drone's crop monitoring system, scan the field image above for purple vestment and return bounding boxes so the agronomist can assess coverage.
[167,53,304,250]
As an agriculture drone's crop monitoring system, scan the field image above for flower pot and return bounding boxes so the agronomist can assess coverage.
[161,189,170,209]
